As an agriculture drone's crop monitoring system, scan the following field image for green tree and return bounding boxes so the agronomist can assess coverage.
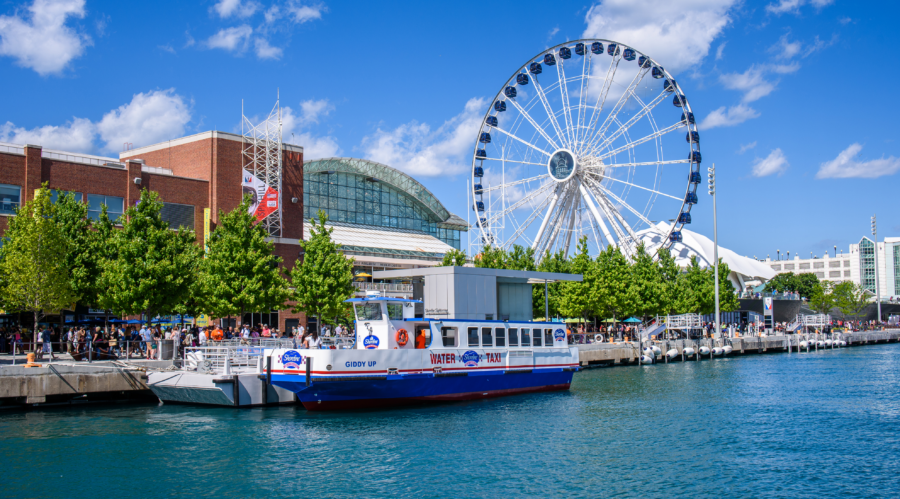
[833,281,869,321]
[52,190,111,311]
[809,280,836,315]
[533,249,570,319]
[594,243,631,321]
[437,248,467,267]
[674,256,706,314]
[0,185,76,346]
[558,237,596,321]
[656,247,681,315]
[623,243,666,320]
[764,271,819,299]
[715,260,739,313]
[290,211,355,330]
[199,195,292,323]
[97,189,201,320]
[474,244,508,269]
[506,245,537,271]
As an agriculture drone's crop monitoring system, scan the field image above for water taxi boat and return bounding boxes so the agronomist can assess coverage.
[268,295,579,410]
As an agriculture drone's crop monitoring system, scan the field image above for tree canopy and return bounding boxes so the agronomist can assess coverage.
[764,271,819,299]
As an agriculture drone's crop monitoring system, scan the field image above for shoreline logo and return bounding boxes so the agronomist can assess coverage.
[363,335,380,349]
[281,350,303,369]
[553,329,566,342]
[460,350,480,367]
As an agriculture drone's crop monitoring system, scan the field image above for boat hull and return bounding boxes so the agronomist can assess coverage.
[271,369,575,411]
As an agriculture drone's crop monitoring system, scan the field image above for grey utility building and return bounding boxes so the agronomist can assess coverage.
[372,266,582,322]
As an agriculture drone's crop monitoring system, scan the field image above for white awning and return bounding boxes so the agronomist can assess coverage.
[303,222,454,254]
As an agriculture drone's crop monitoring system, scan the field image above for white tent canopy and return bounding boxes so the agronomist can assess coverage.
[634,222,776,291]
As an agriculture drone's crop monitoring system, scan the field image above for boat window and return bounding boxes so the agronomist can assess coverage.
[533,330,542,347]
[481,327,493,347]
[495,328,506,347]
[509,328,519,346]
[467,327,479,347]
[416,326,431,349]
[442,327,458,347]
[387,303,404,320]
[544,329,554,346]
[354,303,383,321]
[521,328,531,346]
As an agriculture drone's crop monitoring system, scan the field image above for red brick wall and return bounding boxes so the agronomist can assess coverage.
[121,138,213,181]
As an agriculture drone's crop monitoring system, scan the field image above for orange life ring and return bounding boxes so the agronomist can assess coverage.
[395,328,409,346]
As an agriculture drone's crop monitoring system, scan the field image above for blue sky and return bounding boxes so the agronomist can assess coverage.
[1,0,898,260]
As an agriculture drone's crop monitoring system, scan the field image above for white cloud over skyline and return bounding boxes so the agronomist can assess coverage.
[700,104,760,129]
[0,0,91,76]
[816,143,900,179]
[751,148,789,177]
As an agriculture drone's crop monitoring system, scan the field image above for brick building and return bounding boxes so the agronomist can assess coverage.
[0,131,308,332]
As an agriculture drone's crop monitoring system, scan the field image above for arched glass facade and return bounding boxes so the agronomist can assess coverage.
[303,160,463,250]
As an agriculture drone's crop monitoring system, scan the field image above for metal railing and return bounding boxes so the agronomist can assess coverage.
[41,149,123,168]
[352,282,414,293]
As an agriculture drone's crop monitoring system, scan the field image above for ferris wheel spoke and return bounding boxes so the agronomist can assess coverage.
[593,181,663,233]
[563,196,580,255]
[486,180,555,228]
[491,126,553,157]
[584,159,691,169]
[530,184,564,251]
[479,173,550,193]
[589,188,628,244]
[504,183,557,249]
[582,65,650,156]
[585,171,682,201]
[556,58,576,148]
[583,88,668,156]
[595,121,686,161]
[575,51,592,153]
[577,181,617,248]
[596,189,637,241]
[481,157,548,168]
[539,187,576,256]
[531,75,569,149]
[506,98,560,151]
[581,53,621,154]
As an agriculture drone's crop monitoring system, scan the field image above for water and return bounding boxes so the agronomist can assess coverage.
[3,344,900,498]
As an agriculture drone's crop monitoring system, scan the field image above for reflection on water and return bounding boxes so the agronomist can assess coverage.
[2,344,899,498]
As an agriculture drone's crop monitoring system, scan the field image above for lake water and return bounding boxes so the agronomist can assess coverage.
[2,343,899,498]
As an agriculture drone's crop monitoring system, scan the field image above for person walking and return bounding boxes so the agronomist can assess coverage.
[303,329,321,349]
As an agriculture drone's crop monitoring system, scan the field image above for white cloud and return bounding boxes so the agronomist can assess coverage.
[212,0,259,19]
[0,117,95,152]
[700,104,760,129]
[547,26,559,40]
[96,89,192,153]
[751,148,789,177]
[772,33,801,59]
[280,100,340,160]
[253,37,281,59]
[715,42,726,60]
[582,0,737,75]
[360,97,487,177]
[816,143,900,179]
[737,141,757,154]
[0,0,91,76]
[720,65,775,102]
[766,0,833,15]
[286,2,324,24]
[206,25,252,52]
[264,5,280,23]
[158,44,175,54]
[839,16,851,25]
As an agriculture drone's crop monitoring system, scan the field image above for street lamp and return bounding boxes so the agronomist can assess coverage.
[708,164,720,339]
[777,249,780,261]
[872,214,881,323]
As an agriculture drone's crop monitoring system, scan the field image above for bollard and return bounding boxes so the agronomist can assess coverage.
[305,357,313,387]
[266,356,272,386]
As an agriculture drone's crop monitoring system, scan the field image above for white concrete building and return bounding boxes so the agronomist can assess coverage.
[767,236,900,300]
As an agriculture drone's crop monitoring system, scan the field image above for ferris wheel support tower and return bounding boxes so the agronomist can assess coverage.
[242,95,284,237]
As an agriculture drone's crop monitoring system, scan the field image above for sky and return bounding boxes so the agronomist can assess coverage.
[0,0,898,261]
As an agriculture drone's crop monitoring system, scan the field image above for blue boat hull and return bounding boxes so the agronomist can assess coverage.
[271,369,575,411]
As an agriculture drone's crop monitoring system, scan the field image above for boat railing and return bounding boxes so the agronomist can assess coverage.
[183,343,290,373]
[321,336,356,349]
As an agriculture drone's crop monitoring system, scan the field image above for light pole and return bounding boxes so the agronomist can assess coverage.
[708,164,720,339]
[872,214,881,323]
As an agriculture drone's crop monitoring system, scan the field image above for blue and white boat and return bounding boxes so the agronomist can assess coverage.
[268,294,579,410]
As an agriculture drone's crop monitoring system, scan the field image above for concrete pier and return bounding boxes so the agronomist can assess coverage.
[578,330,900,367]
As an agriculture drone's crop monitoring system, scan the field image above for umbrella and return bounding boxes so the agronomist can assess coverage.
[623,317,641,323]
[602,318,619,323]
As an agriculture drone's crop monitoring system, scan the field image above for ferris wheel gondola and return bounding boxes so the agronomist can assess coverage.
[469,39,701,259]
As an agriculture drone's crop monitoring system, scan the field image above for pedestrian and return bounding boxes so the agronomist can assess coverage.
[198,328,208,347]
[303,328,321,349]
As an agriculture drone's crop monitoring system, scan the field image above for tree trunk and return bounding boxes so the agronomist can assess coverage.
[33,310,39,353]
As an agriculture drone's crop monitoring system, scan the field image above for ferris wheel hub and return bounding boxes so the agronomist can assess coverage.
[548,148,578,182]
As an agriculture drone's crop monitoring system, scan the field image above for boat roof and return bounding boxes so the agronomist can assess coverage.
[345,297,424,304]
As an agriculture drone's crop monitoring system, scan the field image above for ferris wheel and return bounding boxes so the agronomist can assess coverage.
[469,39,702,259]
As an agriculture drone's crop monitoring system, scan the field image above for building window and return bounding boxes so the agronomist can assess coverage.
[844,270,851,277]
[894,245,900,295]
[87,194,124,222]
[815,272,824,278]
[784,264,795,270]
[0,184,21,215]
[799,263,810,270]
[859,238,876,293]
[50,190,83,204]
[771,264,782,271]
[160,202,195,230]
[829,261,840,268]
[829,271,841,278]
[813,261,824,269]
[844,260,850,267]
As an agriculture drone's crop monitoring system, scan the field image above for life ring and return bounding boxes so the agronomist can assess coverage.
[594,334,603,343]
[395,328,409,346]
